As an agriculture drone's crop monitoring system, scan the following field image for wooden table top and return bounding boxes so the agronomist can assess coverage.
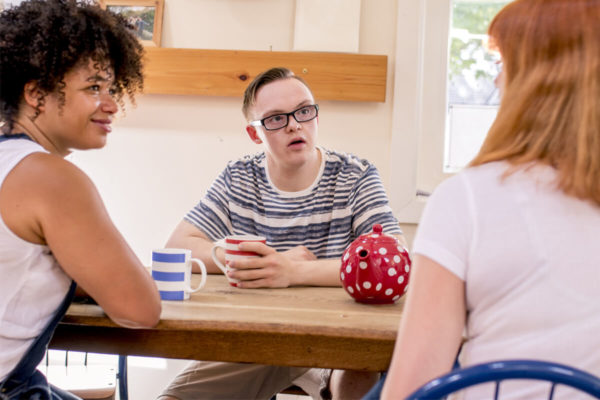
[50,274,404,371]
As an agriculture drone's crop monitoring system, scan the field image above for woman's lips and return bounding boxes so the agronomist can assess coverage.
[92,119,112,133]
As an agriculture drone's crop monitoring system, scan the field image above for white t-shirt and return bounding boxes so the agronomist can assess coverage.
[413,161,600,399]
[0,138,71,381]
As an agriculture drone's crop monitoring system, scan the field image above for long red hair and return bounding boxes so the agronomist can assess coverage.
[470,0,600,206]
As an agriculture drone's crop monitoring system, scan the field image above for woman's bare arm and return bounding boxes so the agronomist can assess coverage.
[381,254,466,399]
[0,153,161,328]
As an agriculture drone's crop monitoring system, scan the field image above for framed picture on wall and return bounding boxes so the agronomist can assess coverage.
[1,0,25,12]
[100,0,164,47]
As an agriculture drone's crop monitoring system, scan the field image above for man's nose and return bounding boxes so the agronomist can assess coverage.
[284,116,301,133]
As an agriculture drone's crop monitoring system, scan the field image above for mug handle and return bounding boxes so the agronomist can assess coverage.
[187,258,207,293]
[210,240,228,275]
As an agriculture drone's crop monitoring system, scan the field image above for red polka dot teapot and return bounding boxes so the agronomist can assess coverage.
[340,224,411,304]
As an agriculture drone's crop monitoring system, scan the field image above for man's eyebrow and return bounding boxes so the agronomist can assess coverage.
[262,100,313,117]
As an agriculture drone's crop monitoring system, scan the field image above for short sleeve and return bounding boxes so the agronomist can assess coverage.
[412,173,473,281]
[184,167,233,241]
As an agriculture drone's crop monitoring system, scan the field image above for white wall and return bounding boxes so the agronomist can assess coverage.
[70,1,405,398]
[71,0,400,266]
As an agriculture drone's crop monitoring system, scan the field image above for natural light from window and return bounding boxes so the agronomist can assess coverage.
[444,0,511,172]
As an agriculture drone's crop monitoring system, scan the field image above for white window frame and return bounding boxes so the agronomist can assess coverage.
[388,0,453,223]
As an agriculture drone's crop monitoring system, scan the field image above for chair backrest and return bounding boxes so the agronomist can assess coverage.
[406,360,600,400]
[40,350,117,400]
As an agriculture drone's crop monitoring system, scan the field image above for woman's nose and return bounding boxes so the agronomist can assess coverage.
[101,93,118,114]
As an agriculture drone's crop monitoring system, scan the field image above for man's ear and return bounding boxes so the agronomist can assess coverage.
[22,81,45,110]
[246,125,262,144]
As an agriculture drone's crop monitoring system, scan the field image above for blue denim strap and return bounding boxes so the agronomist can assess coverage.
[0,134,34,143]
[0,281,77,399]
[0,369,51,400]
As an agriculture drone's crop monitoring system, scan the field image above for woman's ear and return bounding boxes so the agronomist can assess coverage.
[246,125,263,144]
[22,81,45,110]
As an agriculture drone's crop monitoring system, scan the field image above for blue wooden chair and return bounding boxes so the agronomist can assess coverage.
[406,359,600,399]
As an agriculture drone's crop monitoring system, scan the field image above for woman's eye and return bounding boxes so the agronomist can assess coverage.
[88,85,100,92]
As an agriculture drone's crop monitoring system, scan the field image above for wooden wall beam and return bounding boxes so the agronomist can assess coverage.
[143,48,387,102]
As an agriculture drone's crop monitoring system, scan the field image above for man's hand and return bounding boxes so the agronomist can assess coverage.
[227,243,317,288]
[282,246,317,262]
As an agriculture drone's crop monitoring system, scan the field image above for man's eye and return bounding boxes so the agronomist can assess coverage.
[268,115,284,123]
[298,108,310,115]
[89,85,100,92]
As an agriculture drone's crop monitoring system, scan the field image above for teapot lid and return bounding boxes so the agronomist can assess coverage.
[352,224,401,248]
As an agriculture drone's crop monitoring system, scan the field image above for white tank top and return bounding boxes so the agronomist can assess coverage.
[0,137,71,381]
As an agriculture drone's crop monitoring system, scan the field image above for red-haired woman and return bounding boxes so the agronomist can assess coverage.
[378,0,600,398]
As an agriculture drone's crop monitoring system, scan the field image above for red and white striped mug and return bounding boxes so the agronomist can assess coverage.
[211,235,266,286]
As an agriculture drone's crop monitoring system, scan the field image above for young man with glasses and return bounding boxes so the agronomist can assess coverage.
[160,67,405,400]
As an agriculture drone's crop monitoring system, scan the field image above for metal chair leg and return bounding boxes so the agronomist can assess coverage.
[118,355,128,400]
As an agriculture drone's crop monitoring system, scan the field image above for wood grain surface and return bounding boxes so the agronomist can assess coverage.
[142,48,388,102]
[51,275,403,371]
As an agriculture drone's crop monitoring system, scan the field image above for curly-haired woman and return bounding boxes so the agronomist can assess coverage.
[0,0,161,397]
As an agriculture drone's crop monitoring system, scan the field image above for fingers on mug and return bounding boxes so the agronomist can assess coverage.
[211,235,266,286]
[152,248,207,301]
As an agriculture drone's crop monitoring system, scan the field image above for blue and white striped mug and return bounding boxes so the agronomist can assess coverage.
[151,248,207,300]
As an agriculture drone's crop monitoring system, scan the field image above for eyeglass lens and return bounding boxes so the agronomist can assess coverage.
[263,105,318,130]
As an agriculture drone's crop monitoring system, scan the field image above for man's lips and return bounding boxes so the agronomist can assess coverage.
[288,138,305,146]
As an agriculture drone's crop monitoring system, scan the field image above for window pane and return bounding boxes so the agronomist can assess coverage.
[444,0,510,172]
[446,105,497,171]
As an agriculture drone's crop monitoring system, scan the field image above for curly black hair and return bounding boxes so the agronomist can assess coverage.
[0,0,144,132]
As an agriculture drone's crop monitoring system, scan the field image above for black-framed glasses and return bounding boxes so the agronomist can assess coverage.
[249,104,319,131]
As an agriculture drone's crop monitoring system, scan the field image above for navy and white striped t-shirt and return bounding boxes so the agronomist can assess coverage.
[185,147,402,259]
